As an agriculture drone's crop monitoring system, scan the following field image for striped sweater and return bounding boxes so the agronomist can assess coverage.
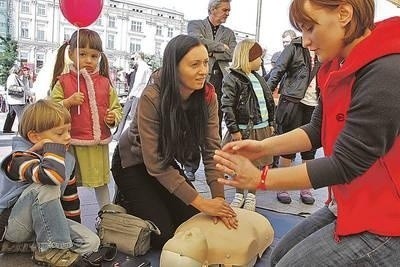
[5,143,81,222]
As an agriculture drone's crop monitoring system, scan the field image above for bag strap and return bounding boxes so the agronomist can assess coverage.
[98,203,127,218]
[144,220,161,235]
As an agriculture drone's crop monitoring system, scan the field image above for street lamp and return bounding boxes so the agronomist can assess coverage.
[255,0,262,42]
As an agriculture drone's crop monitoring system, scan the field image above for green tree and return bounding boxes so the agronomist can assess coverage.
[143,53,162,71]
[0,35,18,86]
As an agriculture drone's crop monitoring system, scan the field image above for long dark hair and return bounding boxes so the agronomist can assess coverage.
[159,35,209,168]
[51,29,111,89]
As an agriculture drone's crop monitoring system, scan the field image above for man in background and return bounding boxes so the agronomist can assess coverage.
[266,30,319,205]
[186,0,237,180]
[113,53,151,140]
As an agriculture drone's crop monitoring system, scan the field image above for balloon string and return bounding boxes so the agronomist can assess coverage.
[77,28,80,115]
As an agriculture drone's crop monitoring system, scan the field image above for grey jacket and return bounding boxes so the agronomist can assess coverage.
[187,18,237,77]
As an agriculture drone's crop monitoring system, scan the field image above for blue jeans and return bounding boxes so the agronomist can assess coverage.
[5,183,99,254]
[270,206,400,266]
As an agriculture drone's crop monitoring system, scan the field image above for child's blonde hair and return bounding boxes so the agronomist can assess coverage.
[230,39,258,74]
[18,99,71,139]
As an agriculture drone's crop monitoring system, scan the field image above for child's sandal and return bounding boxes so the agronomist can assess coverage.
[33,248,81,266]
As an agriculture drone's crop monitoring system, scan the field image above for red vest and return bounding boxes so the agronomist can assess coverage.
[318,17,400,237]
[59,71,112,145]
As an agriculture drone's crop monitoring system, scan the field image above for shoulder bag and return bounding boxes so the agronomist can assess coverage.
[97,203,161,256]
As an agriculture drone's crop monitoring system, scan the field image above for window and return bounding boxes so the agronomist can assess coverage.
[95,18,102,26]
[108,16,116,28]
[20,21,29,38]
[21,1,30,13]
[167,27,173,38]
[129,38,141,53]
[64,28,74,42]
[36,54,45,71]
[20,51,29,63]
[36,24,46,41]
[37,3,46,16]
[155,41,161,56]
[131,21,142,32]
[156,25,162,36]
[107,34,115,49]
[0,0,6,8]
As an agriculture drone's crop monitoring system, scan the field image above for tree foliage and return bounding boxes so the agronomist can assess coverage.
[143,53,162,71]
[0,35,18,86]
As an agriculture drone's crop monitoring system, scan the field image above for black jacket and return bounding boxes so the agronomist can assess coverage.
[221,69,275,134]
[266,37,313,100]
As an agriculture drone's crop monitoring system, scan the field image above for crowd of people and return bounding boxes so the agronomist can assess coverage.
[0,0,399,266]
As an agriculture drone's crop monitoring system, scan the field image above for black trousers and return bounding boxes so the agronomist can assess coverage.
[276,100,316,160]
[2,105,16,132]
[111,147,198,249]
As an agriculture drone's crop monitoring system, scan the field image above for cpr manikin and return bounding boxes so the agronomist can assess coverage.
[160,208,274,267]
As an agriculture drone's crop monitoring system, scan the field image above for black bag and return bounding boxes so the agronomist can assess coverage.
[8,85,25,98]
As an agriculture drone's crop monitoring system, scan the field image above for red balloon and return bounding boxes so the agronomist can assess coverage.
[60,0,104,28]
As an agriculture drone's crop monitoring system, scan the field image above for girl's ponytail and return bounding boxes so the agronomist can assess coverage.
[99,52,113,86]
[51,42,69,90]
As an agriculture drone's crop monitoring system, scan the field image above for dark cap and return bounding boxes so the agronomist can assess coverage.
[249,42,263,62]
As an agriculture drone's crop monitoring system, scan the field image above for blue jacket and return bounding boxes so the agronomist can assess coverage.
[0,136,76,213]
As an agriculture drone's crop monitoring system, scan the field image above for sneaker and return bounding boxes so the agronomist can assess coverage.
[184,171,196,181]
[0,240,34,253]
[33,248,81,267]
[243,193,256,211]
[277,191,292,204]
[230,193,244,208]
[300,190,315,205]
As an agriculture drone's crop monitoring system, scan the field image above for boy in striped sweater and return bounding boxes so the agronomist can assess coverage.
[0,99,99,266]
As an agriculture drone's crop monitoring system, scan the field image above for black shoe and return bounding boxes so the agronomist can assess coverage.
[2,130,15,134]
[184,171,196,181]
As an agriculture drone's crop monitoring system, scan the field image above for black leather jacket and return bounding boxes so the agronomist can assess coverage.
[221,69,275,134]
[266,37,312,100]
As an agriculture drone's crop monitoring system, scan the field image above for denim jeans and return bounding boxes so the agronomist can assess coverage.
[5,183,99,254]
[270,206,400,266]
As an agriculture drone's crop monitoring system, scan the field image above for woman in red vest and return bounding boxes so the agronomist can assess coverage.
[214,0,400,265]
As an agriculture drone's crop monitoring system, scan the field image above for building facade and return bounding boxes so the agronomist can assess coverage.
[0,0,10,39]
[7,0,186,73]
[6,0,254,74]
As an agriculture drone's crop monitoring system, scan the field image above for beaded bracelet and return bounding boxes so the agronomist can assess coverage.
[257,165,269,190]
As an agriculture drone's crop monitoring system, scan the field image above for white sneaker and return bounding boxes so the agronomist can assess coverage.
[243,193,256,211]
[230,193,244,208]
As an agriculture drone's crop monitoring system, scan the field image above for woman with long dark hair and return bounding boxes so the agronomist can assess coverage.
[111,35,237,248]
